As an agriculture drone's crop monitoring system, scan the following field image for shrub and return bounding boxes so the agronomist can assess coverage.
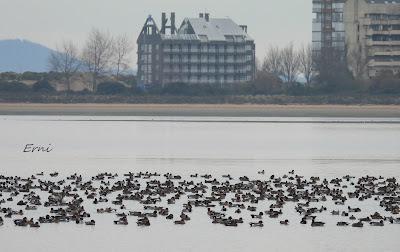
[0,81,31,92]
[115,75,137,87]
[370,71,400,94]
[32,80,55,92]
[21,72,46,81]
[158,82,226,96]
[97,81,127,95]
[250,71,284,95]
[0,72,19,81]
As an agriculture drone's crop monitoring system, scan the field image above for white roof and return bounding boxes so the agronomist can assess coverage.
[181,18,253,42]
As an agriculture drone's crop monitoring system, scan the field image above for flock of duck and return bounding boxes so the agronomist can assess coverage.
[0,170,399,229]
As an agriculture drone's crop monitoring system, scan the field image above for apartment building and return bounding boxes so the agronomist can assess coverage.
[345,0,400,78]
[137,13,256,87]
[312,0,346,59]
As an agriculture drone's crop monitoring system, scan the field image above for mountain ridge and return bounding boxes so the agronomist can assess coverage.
[0,39,55,73]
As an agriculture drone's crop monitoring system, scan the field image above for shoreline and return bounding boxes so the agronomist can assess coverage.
[1,103,400,117]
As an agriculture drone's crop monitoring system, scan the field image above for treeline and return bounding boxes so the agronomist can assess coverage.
[1,69,399,97]
[48,29,134,92]
[0,36,399,97]
[0,72,137,94]
[257,43,400,95]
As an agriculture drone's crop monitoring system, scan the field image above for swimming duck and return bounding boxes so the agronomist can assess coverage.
[250,221,264,227]
[113,217,128,225]
[30,222,40,228]
[311,218,325,227]
[251,212,263,219]
[370,220,384,227]
[331,210,340,216]
[174,219,185,225]
[85,220,96,226]
[137,217,150,226]
[371,212,383,220]
[352,222,363,227]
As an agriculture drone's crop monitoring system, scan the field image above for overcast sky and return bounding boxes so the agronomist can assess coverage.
[0,0,312,66]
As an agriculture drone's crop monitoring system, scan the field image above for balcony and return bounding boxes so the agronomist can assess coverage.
[364,19,400,26]
[372,51,400,56]
[369,60,400,67]
[367,29,400,36]
[367,40,400,46]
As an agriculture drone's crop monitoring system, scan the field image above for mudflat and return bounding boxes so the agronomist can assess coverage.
[0,103,400,117]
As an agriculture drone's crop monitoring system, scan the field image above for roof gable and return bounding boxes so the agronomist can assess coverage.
[180,18,253,42]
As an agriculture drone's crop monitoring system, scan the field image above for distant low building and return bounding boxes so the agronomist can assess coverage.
[137,13,256,87]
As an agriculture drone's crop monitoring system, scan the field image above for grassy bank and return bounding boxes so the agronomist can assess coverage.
[1,92,400,105]
[1,103,400,117]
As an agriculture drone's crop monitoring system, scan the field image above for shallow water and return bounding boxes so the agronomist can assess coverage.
[0,116,399,252]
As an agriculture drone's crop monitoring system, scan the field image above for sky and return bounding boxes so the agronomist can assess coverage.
[0,0,312,67]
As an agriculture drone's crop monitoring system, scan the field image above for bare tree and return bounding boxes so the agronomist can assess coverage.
[262,46,282,77]
[113,34,133,78]
[348,47,367,80]
[82,28,115,91]
[48,40,81,91]
[280,43,300,83]
[298,43,313,86]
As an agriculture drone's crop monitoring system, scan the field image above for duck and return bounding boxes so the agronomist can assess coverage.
[311,218,325,227]
[280,219,289,225]
[174,219,185,225]
[370,220,384,227]
[224,220,238,227]
[337,222,349,226]
[137,217,150,226]
[250,221,264,227]
[113,217,128,225]
[85,220,96,226]
[30,222,40,228]
[25,205,37,211]
[352,222,363,227]
[14,218,28,227]
[359,217,371,222]
[348,206,361,213]
[247,206,257,212]
[388,217,400,224]
[251,212,263,219]
[50,172,59,177]
[371,212,383,220]
[331,210,340,216]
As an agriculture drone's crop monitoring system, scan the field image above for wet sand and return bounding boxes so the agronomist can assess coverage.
[0,103,400,117]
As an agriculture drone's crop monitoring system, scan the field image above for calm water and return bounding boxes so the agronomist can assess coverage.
[0,116,399,252]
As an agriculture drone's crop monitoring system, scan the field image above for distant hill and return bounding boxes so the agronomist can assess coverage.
[0,39,54,73]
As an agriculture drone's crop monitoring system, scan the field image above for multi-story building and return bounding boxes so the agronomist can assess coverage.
[312,0,346,60]
[137,13,256,87]
[345,0,400,79]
